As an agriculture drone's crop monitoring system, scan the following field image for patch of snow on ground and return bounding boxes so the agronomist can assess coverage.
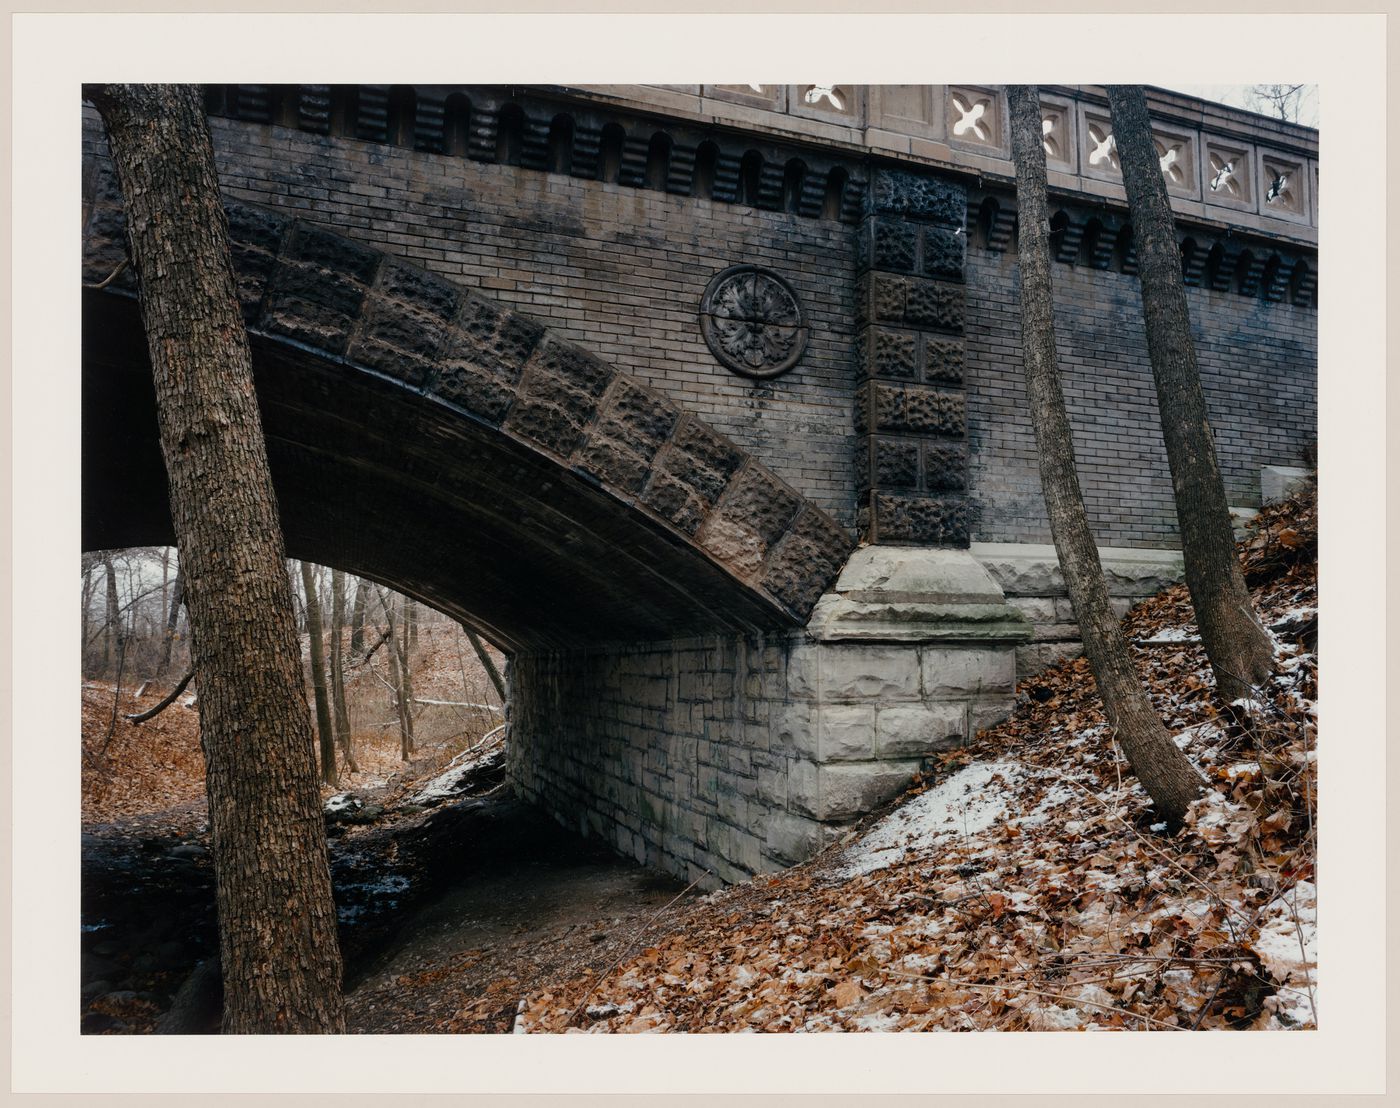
[324,793,356,813]
[841,761,1026,877]
[1253,880,1317,1026]
[1136,627,1199,644]
[410,760,476,803]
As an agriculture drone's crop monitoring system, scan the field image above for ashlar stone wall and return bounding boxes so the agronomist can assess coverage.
[508,547,1029,886]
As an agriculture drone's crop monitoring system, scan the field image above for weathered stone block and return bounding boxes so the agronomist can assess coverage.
[817,705,876,761]
[869,218,917,273]
[815,761,923,821]
[924,443,968,492]
[713,465,803,548]
[350,296,452,386]
[452,293,544,377]
[818,644,921,701]
[573,437,651,495]
[641,470,707,536]
[781,649,822,704]
[871,168,967,226]
[597,379,679,459]
[659,418,743,506]
[874,439,919,490]
[904,278,964,333]
[921,646,1015,696]
[759,506,853,616]
[503,395,587,457]
[528,336,615,399]
[872,384,965,436]
[875,703,967,758]
[868,328,918,380]
[923,337,965,384]
[227,201,293,255]
[873,493,969,546]
[377,259,460,322]
[433,361,516,423]
[283,223,380,284]
[869,273,907,323]
[921,225,966,281]
[764,811,824,866]
[968,695,1016,738]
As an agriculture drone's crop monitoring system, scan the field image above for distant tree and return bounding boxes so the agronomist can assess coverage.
[329,569,358,773]
[299,560,338,786]
[157,562,184,678]
[378,588,415,760]
[1007,85,1202,824]
[86,83,345,1033]
[349,577,367,656]
[1106,84,1275,705]
[1246,83,1310,123]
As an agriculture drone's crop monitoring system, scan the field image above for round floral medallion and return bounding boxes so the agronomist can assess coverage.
[698,265,809,379]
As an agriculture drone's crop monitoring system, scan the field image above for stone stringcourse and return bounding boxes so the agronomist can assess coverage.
[82,178,854,630]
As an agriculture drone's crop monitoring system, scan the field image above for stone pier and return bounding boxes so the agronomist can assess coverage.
[507,545,1030,886]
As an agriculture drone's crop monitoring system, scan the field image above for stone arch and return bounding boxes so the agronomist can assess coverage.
[80,191,853,652]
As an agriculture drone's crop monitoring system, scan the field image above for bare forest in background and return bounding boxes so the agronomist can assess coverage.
[81,548,508,789]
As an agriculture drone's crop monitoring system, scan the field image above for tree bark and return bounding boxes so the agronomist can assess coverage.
[462,624,507,704]
[349,577,367,655]
[102,553,120,674]
[1007,85,1201,825]
[87,84,345,1033]
[299,561,338,786]
[379,589,414,760]
[329,568,358,773]
[1105,84,1275,704]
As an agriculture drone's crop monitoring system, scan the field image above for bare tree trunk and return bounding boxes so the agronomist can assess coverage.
[88,83,345,1034]
[81,558,96,677]
[462,624,507,704]
[1007,85,1201,825]
[329,568,357,773]
[379,590,414,760]
[157,563,185,678]
[404,596,418,652]
[299,561,337,786]
[1105,84,1275,705]
[349,577,367,656]
[102,553,120,674]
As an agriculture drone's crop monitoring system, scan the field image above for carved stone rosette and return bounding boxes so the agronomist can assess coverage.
[699,264,810,380]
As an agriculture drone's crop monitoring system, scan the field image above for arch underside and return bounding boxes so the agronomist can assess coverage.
[81,200,853,652]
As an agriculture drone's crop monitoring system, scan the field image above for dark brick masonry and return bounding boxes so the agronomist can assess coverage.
[81,169,854,646]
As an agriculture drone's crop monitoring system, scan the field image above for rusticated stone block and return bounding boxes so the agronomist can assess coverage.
[595,379,679,459]
[713,465,803,548]
[905,387,965,436]
[263,264,371,355]
[658,418,744,505]
[905,277,964,332]
[868,218,917,273]
[923,337,965,384]
[641,470,708,536]
[817,705,876,761]
[452,293,544,377]
[853,386,869,436]
[921,225,966,281]
[924,442,968,491]
[432,361,516,423]
[528,336,614,399]
[760,506,853,616]
[572,437,652,495]
[503,395,588,457]
[872,383,965,437]
[867,328,917,380]
[858,272,907,326]
[699,465,804,577]
[376,259,460,322]
[282,223,380,284]
[227,201,292,255]
[871,168,967,226]
[874,493,969,546]
[873,439,919,489]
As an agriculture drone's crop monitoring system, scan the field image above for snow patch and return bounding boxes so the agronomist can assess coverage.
[840,761,1027,877]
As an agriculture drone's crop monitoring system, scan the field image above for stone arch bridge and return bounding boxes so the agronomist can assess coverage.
[82,83,1317,885]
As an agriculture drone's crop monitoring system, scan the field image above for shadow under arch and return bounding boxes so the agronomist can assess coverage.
[81,193,853,654]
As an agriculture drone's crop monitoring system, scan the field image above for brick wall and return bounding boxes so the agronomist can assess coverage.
[964,244,1318,547]
[84,112,861,529]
